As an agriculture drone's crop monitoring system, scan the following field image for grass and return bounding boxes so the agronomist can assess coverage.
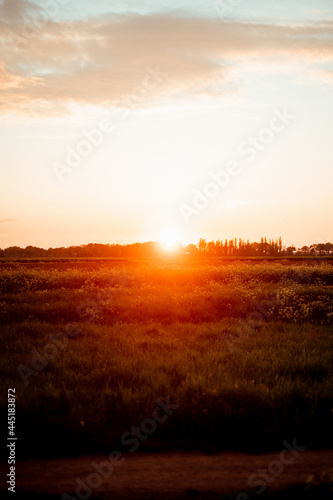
[0,259,332,458]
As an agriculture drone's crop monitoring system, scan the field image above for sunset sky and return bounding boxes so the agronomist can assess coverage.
[1,0,332,249]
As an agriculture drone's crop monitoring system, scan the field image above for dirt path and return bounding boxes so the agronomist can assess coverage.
[1,449,332,499]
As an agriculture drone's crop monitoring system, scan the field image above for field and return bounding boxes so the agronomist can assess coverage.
[1,258,333,462]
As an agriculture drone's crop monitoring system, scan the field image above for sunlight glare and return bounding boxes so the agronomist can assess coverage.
[159,226,181,251]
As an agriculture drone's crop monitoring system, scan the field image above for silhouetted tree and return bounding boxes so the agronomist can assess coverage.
[199,238,207,253]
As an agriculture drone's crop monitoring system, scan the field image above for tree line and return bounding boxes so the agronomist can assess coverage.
[0,238,332,258]
[196,238,333,256]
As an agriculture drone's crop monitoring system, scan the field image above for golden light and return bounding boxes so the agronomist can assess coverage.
[158,226,181,251]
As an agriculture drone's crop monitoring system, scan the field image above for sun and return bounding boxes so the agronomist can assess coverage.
[158,226,181,250]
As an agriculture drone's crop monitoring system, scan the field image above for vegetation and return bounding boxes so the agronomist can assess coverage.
[1,237,333,258]
[0,259,332,458]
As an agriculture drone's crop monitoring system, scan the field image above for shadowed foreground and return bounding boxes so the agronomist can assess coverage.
[1,261,333,457]
[1,450,332,499]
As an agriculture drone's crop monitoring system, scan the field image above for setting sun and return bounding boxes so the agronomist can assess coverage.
[158,226,181,250]
[1,0,333,497]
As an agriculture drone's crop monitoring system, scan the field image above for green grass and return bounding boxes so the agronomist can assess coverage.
[0,260,332,458]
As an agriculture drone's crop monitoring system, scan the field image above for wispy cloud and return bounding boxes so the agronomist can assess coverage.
[1,11,333,116]
[0,0,35,22]
[0,219,19,224]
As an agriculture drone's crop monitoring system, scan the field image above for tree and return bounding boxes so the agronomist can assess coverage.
[224,239,228,256]
[324,242,333,255]
[185,244,199,256]
[316,243,326,256]
[286,246,296,256]
[198,238,207,252]
[207,241,216,254]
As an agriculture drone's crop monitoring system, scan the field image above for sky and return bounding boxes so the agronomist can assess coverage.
[0,0,333,249]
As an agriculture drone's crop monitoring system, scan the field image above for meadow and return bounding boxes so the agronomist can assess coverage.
[0,258,333,459]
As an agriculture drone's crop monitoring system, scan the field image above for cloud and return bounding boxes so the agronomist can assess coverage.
[0,0,39,22]
[0,219,19,223]
[0,0,27,21]
[0,12,333,116]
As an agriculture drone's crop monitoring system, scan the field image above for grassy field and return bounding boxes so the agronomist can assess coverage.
[1,258,333,459]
